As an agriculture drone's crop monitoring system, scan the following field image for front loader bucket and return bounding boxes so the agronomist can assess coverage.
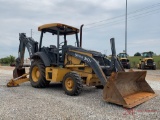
[103,71,157,108]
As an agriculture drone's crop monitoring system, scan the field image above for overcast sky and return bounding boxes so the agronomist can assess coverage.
[0,0,159,58]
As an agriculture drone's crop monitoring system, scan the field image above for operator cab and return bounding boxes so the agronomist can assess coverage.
[141,52,153,58]
[38,23,80,66]
[117,53,128,58]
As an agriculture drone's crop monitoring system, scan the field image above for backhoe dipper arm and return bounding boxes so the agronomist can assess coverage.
[15,33,38,69]
[12,33,38,78]
[8,33,38,85]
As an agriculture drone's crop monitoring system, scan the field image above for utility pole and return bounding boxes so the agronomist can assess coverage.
[125,0,127,53]
[31,29,32,38]
[104,50,107,56]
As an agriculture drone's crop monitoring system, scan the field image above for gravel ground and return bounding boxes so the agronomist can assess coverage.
[0,66,159,120]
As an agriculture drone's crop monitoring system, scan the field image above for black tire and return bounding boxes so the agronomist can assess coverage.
[95,85,104,89]
[62,71,83,96]
[141,63,145,70]
[127,64,130,69]
[152,65,156,70]
[30,59,50,88]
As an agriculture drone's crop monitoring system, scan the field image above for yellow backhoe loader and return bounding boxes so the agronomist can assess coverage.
[137,52,156,70]
[117,52,130,69]
[7,23,156,108]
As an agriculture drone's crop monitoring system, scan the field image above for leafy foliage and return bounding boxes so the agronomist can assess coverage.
[134,52,141,56]
[0,55,15,65]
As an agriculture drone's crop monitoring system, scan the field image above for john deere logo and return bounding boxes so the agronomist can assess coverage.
[75,53,91,63]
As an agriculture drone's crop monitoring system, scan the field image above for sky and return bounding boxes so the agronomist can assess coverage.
[0,0,159,58]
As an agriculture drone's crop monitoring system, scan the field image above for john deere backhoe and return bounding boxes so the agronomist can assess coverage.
[7,23,156,108]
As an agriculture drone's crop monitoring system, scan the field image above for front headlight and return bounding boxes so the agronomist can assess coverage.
[153,62,156,65]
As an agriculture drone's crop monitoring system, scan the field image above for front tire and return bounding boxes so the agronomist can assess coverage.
[30,59,50,88]
[127,64,130,69]
[152,65,156,70]
[141,63,145,70]
[62,71,83,96]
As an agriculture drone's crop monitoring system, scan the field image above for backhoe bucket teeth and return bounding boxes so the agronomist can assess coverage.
[103,71,157,108]
[13,68,26,78]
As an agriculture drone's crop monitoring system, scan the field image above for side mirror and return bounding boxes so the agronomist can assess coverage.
[139,59,141,60]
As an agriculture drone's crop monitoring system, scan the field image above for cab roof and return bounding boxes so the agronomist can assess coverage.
[38,23,79,35]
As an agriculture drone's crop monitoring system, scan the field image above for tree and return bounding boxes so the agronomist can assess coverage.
[134,52,141,56]
[8,55,15,63]
[0,55,15,65]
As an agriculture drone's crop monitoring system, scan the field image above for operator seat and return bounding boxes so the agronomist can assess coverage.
[50,45,58,53]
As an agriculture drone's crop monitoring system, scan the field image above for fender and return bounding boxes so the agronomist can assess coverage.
[31,52,51,66]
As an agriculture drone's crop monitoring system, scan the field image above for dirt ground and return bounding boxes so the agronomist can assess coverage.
[0,66,159,120]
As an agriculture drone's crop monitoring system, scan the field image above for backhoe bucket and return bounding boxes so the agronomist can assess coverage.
[13,68,26,78]
[103,71,157,108]
[7,68,28,87]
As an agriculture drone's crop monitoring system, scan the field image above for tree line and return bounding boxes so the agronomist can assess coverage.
[0,55,15,65]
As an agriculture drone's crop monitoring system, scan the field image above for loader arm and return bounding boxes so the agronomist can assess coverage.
[67,38,124,86]
[67,51,107,86]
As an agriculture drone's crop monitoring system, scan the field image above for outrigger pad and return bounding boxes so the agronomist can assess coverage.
[103,71,157,108]
[13,68,26,78]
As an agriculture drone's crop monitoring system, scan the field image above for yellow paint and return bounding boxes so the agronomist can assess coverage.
[38,23,79,34]
[69,50,92,57]
[65,64,87,68]
[31,66,40,82]
[45,67,71,82]
[65,77,74,91]
[86,74,100,86]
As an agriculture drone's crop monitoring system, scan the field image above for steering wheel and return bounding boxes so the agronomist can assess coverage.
[59,42,64,47]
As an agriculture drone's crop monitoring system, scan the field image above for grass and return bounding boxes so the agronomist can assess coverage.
[128,56,160,69]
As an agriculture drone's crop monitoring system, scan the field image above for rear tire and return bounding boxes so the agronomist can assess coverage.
[30,59,50,88]
[62,71,83,96]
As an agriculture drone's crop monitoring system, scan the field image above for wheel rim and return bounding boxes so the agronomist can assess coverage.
[65,77,74,91]
[32,66,40,82]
